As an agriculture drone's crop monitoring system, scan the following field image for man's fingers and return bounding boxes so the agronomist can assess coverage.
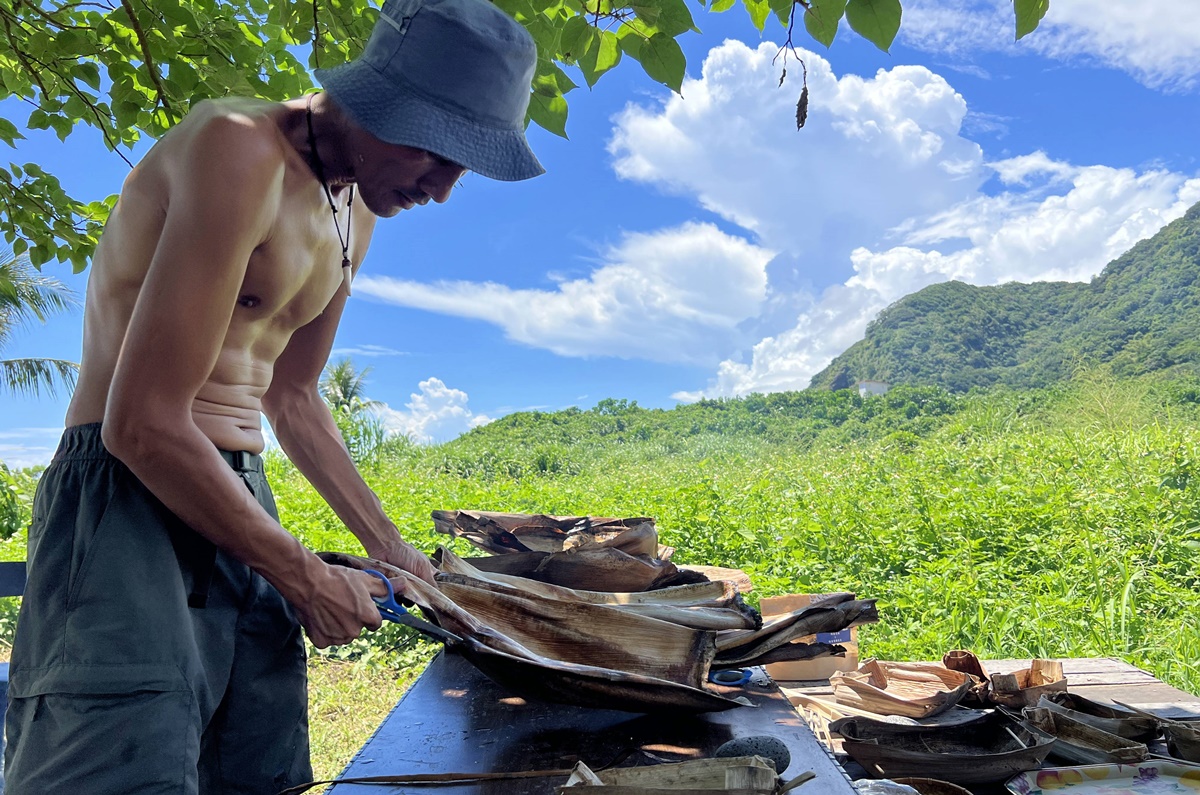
[359,569,390,599]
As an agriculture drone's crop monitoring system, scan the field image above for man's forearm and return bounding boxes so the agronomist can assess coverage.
[266,387,403,558]
[101,417,325,605]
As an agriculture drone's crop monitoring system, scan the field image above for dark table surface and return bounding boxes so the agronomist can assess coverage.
[328,651,858,793]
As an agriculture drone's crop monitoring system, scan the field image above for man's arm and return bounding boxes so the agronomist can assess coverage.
[262,230,438,583]
[102,113,385,648]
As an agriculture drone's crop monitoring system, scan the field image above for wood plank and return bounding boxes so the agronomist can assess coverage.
[329,652,857,794]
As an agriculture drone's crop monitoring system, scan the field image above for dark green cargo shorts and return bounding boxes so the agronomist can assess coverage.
[3,423,312,794]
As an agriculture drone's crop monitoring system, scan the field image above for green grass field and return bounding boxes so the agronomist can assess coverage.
[3,373,1199,779]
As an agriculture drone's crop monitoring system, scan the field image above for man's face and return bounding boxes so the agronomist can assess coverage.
[354,134,468,218]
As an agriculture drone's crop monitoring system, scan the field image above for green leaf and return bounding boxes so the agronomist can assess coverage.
[617,29,645,59]
[579,29,623,88]
[29,245,51,268]
[631,2,661,25]
[1013,0,1049,40]
[528,91,569,137]
[744,0,771,32]
[631,32,686,92]
[655,0,700,35]
[768,0,795,25]
[559,15,596,63]
[0,118,24,148]
[804,0,848,47]
[845,0,901,52]
[709,0,735,11]
[75,62,103,91]
[48,115,74,142]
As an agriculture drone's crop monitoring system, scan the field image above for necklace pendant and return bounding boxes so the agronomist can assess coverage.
[342,257,353,296]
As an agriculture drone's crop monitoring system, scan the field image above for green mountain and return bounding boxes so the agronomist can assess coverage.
[809,201,1200,392]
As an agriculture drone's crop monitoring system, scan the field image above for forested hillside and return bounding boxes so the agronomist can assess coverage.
[810,201,1200,392]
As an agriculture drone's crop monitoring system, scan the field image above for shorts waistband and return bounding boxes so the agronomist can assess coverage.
[54,423,263,472]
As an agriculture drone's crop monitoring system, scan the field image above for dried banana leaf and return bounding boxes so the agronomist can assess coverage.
[711,642,847,670]
[989,659,1066,708]
[546,547,683,591]
[673,566,754,594]
[1114,700,1200,762]
[320,551,749,713]
[1022,707,1148,765]
[830,660,973,719]
[435,548,760,630]
[432,510,655,556]
[436,574,716,687]
[714,597,878,666]
[458,638,751,713]
[1037,693,1158,741]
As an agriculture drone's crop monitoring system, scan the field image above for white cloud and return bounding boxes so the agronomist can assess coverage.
[680,165,1200,399]
[375,378,491,444]
[329,344,410,357]
[0,427,63,469]
[901,0,1200,92]
[354,222,774,364]
[602,39,1200,400]
[609,42,986,261]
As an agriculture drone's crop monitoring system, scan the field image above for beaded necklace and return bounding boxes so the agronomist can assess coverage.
[305,92,355,295]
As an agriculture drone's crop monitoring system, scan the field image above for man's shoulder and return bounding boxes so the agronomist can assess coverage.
[183,98,287,155]
[161,98,292,187]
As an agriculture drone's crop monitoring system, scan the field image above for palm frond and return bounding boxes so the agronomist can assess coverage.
[0,358,80,398]
[0,250,80,332]
[320,357,378,412]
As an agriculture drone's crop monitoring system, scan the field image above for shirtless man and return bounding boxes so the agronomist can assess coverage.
[4,0,542,791]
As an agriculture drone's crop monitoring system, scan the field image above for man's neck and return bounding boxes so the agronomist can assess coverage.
[296,92,356,188]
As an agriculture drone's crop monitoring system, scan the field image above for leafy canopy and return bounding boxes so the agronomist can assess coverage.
[0,0,1048,271]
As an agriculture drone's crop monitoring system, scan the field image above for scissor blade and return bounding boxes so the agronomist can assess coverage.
[379,607,461,645]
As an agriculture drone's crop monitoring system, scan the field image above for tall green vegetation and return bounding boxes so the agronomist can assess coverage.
[811,201,1200,392]
[258,374,1200,694]
[4,372,1198,770]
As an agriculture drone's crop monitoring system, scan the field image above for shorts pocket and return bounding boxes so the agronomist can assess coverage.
[4,689,197,794]
[64,482,121,612]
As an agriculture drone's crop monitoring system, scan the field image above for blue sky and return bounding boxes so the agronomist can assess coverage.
[4,0,1200,466]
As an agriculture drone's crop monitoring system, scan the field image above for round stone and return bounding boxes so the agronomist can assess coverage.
[714,735,791,774]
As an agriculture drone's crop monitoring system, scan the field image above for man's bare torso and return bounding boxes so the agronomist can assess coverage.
[66,98,374,453]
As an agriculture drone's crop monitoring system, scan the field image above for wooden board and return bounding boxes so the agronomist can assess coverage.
[328,652,858,794]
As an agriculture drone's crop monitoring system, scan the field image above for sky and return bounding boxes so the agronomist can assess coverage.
[4,0,1200,467]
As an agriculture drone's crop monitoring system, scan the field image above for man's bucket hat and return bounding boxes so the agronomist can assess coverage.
[315,0,544,181]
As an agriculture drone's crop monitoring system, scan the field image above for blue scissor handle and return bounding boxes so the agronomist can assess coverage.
[363,569,461,644]
[364,569,407,619]
[709,668,752,686]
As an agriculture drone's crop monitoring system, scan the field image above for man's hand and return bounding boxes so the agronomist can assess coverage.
[292,564,389,649]
[373,537,438,584]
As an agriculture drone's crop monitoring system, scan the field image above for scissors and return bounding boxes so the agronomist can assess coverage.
[364,569,461,645]
[709,668,752,687]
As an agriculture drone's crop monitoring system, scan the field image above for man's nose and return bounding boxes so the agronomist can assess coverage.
[424,165,468,204]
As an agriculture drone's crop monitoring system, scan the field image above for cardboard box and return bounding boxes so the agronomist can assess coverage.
[758,593,859,682]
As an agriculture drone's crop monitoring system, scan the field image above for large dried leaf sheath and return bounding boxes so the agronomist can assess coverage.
[320,546,876,713]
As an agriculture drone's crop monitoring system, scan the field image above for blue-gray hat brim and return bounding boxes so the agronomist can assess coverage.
[315,62,544,182]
